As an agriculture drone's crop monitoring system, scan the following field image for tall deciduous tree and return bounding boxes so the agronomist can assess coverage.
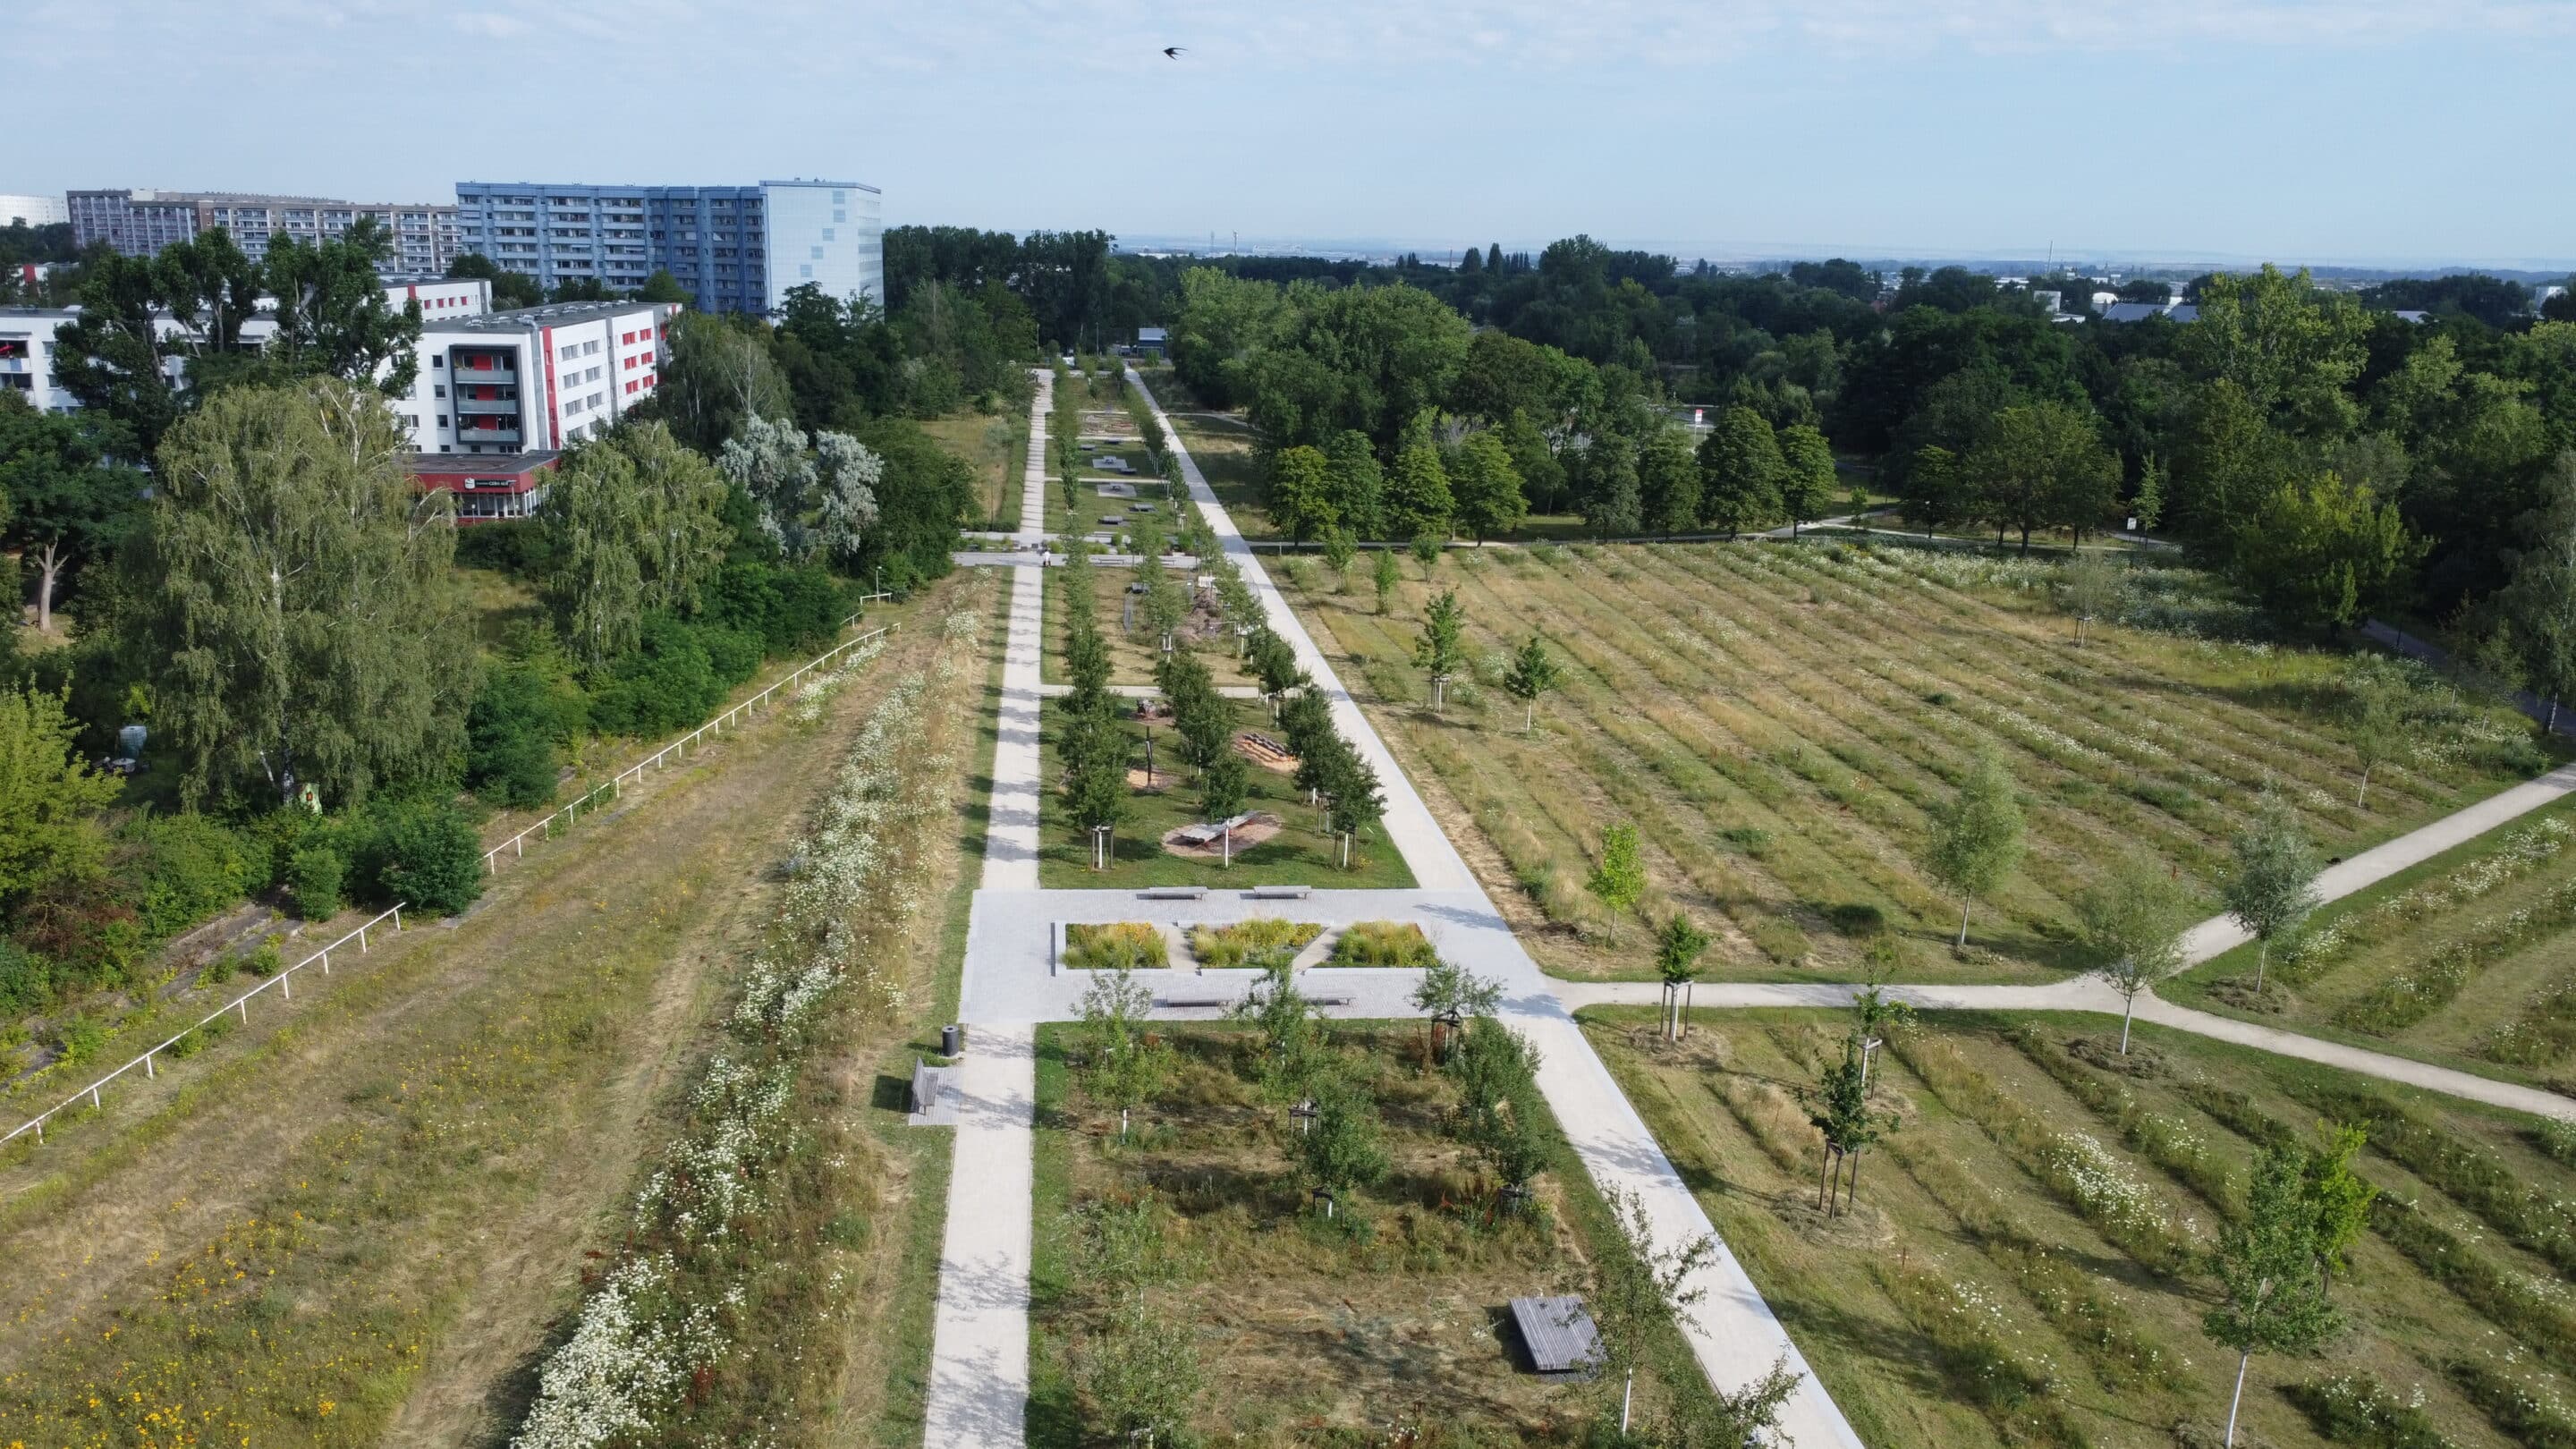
[2076,855,2194,1053]
[542,423,729,665]
[2179,264,2368,438]
[2205,1146,2344,1446]
[1324,430,1385,540]
[1267,442,1338,544]
[1775,423,1839,536]
[2498,453,2576,729]
[1927,750,2025,947]
[2301,1123,2377,1294]
[1965,401,2119,552]
[122,380,474,809]
[1636,425,1701,536]
[2221,790,2322,993]
[261,216,424,394]
[1449,430,1528,543]
[1385,442,1454,540]
[1581,437,1642,538]
[2233,471,2423,634]
[1900,443,1972,539]
[0,684,119,903]
[0,395,144,632]
[1697,405,1784,538]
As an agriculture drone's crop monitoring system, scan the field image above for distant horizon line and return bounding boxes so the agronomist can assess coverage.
[1108,232,2576,279]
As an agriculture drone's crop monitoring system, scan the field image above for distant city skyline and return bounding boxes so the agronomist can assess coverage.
[17,1,2575,270]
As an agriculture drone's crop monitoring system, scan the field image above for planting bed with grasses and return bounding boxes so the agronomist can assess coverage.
[1279,539,2547,983]
[1327,920,1441,968]
[1066,922,1171,971]
[1187,918,1321,970]
[1586,1006,2576,1448]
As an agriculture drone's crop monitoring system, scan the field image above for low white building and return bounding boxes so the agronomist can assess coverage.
[394,297,676,455]
[1,277,492,415]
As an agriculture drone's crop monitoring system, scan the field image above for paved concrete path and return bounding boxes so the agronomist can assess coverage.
[2177,758,2576,960]
[920,1021,1037,1449]
[922,374,1055,1448]
[1555,975,2576,1123]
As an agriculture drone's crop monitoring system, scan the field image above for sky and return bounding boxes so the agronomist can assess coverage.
[16,0,2576,269]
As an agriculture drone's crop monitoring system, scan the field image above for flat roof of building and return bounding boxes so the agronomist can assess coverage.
[432,300,669,333]
[410,449,561,474]
[459,179,879,194]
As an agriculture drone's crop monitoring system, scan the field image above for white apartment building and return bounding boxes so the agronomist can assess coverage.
[392,298,677,456]
[0,194,68,228]
[0,278,492,414]
[68,190,462,276]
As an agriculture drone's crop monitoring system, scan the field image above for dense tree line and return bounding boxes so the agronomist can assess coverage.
[1169,244,2576,640]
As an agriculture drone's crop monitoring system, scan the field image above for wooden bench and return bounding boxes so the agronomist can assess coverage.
[1247,884,1310,900]
[1138,886,1207,901]
[1156,994,1234,1009]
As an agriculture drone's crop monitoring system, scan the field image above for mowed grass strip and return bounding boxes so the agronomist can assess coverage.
[1281,539,2547,983]
[1586,1007,2576,1449]
[0,575,995,1449]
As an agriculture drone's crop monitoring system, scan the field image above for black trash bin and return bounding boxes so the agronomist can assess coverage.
[941,1023,962,1057]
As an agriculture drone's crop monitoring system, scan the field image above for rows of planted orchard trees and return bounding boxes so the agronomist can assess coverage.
[1053,523,1388,868]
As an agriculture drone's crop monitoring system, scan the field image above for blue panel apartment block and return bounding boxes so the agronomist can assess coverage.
[454,180,881,316]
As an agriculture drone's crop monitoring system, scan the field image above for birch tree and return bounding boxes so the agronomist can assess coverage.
[123,380,474,809]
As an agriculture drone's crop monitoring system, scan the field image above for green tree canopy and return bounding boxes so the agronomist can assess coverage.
[1267,442,1338,544]
[0,684,119,904]
[1927,749,2025,947]
[1696,405,1784,538]
[1964,401,2119,551]
[1775,423,1839,534]
[122,380,474,809]
[0,394,145,632]
[1449,430,1529,542]
[2233,470,2424,633]
[1384,442,1455,540]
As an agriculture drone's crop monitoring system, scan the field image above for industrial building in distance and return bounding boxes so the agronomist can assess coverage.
[453,179,882,315]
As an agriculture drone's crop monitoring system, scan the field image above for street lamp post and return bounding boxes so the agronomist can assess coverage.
[1090,824,1112,871]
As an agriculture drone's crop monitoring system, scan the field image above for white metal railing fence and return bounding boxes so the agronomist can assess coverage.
[481,617,894,873]
[2,903,409,1148]
[4,614,902,1154]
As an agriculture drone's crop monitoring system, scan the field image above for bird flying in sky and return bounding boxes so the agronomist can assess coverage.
[1163,46,1184,58]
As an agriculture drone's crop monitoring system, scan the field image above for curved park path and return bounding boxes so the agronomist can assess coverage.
[921,369,2576,1449]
